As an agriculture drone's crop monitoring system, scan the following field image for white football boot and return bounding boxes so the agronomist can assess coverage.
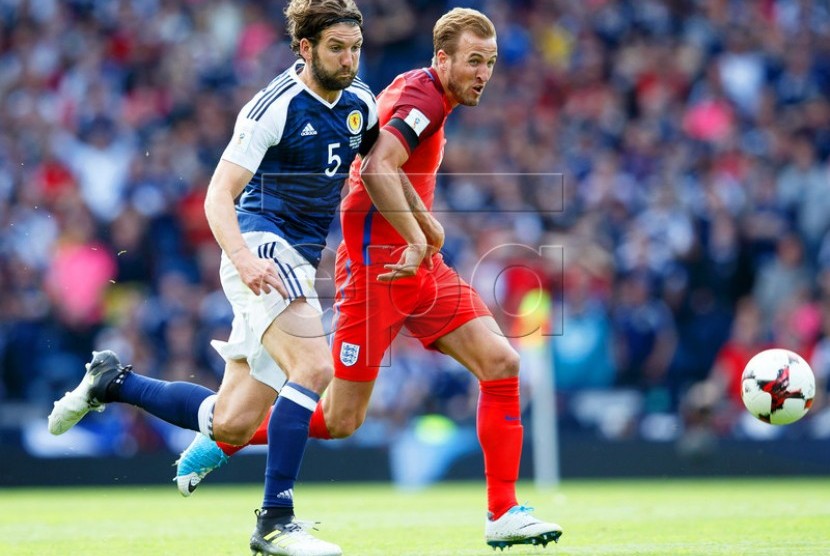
[250,511,342,556]
[485,505,563,550]
[48,350,131,435]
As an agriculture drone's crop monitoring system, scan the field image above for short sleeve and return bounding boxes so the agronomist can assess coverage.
[384,76,446,154]
[349,79,379,130]
[221,98,286,173]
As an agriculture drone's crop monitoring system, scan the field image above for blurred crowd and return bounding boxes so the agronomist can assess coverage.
[2,0,830,456]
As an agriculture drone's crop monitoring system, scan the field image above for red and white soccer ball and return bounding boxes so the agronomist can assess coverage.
[741,348,816,425]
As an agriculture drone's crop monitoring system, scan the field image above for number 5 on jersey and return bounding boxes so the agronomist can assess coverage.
[325,142,341,177]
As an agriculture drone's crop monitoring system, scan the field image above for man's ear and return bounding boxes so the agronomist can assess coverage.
[436,49,450,72]
[299,37,313,62]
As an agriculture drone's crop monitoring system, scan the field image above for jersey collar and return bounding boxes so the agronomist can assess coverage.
[423,67,454,113]
[292,61,342,109]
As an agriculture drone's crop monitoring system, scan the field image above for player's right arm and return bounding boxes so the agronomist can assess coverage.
[205,92,291,298]
[204,160,287,297]
[361,130,428,280]
[399,168,444,256]
[362,75,448,280]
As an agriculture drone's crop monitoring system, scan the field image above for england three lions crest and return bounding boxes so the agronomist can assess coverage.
[340,342,360,367]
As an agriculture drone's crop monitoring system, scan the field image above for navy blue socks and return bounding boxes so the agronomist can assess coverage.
[113,373,215,432]
[262,382,320,511]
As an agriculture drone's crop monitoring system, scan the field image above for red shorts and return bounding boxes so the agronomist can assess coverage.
[331,242,491,381]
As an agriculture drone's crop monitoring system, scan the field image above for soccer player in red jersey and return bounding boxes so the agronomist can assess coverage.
[177,7,563,550]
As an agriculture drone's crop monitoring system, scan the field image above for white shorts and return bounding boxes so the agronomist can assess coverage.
[210,231,322,391]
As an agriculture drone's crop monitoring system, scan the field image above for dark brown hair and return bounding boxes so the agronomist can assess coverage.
[285,0,363,54]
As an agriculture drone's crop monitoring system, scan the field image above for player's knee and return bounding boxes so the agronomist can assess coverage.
[479,346,521,380]
[212,414,258,446]
[326,412,364,439]
[290,360,334,395]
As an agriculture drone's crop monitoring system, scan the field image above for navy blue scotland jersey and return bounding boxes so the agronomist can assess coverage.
[221,61,378,266]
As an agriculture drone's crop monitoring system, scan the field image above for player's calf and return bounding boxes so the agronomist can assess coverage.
[212,411,263,446]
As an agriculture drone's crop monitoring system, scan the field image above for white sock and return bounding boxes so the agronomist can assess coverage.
[197,394,217,440]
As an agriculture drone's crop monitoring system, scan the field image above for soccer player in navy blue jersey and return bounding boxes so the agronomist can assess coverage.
[48,1,376,554]
[177,7,562,552]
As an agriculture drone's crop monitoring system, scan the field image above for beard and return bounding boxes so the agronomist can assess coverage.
[447,69,481,106]
[310,49,357,91]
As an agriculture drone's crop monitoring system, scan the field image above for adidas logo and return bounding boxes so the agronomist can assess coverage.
[301,123,317,136]
[276,488,294,500]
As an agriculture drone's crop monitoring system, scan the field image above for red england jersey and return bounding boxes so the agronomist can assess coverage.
[341,67,453,264]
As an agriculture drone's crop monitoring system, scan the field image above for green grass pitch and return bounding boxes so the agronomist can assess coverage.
[2,479,829,555]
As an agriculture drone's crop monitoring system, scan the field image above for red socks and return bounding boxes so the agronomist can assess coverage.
[217,402,332,456]
[215,378,522,521]
[478,377,522,519]
[308,402,332,440]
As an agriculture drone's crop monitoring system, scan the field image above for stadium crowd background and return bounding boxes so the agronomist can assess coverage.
[1,0,830,459]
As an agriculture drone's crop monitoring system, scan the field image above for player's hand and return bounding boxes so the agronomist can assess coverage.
[378,243,428,281]
[231,248,289,297]
[419,213,444,270]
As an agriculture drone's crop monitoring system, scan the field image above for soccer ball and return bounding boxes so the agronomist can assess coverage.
[741,348,815,425]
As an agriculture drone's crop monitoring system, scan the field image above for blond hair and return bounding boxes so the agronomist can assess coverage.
[432,7,496,58]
